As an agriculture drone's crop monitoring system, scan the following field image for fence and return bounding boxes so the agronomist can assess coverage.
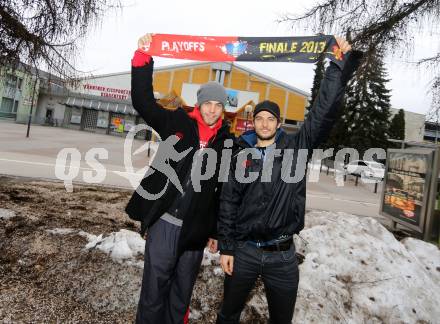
[319,158,382,194]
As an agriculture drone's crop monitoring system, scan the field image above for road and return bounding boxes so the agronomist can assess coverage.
[0,120,385,220]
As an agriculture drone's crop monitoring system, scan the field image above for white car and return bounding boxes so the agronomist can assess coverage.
[343,160,385,181]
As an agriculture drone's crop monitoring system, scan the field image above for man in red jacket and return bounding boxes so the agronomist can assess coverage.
[128,34,234,324]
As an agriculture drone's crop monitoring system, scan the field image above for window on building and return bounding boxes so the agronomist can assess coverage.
[4,74,23,91]
[0,97,14,112]
[6,74,17,88]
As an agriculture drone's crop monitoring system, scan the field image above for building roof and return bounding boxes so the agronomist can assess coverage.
[389,107,425,118]
[81,61,310,98]
[64,92,137,116]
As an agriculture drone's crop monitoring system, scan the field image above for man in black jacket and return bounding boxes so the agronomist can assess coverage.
[216,38,362,324]
[127,34,234,324]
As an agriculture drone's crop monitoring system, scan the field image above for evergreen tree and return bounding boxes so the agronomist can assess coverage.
[323,52,392,157]
[389,109,405,140]
[344,53,392,155]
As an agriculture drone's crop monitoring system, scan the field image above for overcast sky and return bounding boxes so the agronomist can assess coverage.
[76,0,438,116]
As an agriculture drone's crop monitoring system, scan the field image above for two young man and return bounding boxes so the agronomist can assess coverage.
[126,34,362,323]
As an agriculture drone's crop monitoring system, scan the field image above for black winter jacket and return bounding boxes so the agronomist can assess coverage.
[125,59,234,253]
[218,51,363,255]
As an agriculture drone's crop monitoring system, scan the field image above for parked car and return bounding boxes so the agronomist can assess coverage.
[343,160,385,181]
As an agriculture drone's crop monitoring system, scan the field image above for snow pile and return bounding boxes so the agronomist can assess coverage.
[45,212,440,322]
[84,229,145,262]
[294,211,440,323]
[46,228,146,267]
[401,237,440,284]
[0,208,15,220]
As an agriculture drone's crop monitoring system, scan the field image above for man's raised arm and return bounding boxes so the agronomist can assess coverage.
[292,37,363,150]
[131,34,174,137]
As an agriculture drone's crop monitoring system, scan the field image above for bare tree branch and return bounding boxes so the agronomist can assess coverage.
[281,0,440,115]
[0,0,122,80]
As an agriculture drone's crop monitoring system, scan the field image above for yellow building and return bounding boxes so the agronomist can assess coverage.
[57,61,309,138]
[152,62,309,136]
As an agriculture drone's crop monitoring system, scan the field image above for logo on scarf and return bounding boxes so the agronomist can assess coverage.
[222,41,248,57]
[331,45,344,61]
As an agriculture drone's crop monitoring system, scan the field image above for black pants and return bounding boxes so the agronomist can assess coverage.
[136,218,204,324]
[217,241,300,324]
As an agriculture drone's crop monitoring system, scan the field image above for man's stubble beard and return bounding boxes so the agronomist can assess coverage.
[256,130,277,141]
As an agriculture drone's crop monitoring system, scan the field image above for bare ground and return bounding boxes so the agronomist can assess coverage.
[0,176,267,323]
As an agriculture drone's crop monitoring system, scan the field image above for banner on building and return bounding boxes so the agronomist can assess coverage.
[235,118,254,133]
[140,34,345,66]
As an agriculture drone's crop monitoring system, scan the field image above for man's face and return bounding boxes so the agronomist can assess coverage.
[253,110,280,140]
[199,101,223,126]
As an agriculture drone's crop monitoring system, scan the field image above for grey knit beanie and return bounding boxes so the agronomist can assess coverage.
[196,81,227,107]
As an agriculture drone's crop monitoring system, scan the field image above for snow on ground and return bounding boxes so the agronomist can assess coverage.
[201,247,220,266]
[83,229,144,260]
[0,208,15,220]
[401,237,440,284]
[47,227,223,272]
[47,228,145,267]
[294,210,440,323]
[45,210,440,323]
[46,228,76,235]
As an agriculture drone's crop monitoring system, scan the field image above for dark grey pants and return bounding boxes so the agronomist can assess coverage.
[136,218,204,324]
[217,241,300,324]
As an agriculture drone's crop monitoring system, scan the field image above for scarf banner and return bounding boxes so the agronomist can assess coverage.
[140,34,345,66]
